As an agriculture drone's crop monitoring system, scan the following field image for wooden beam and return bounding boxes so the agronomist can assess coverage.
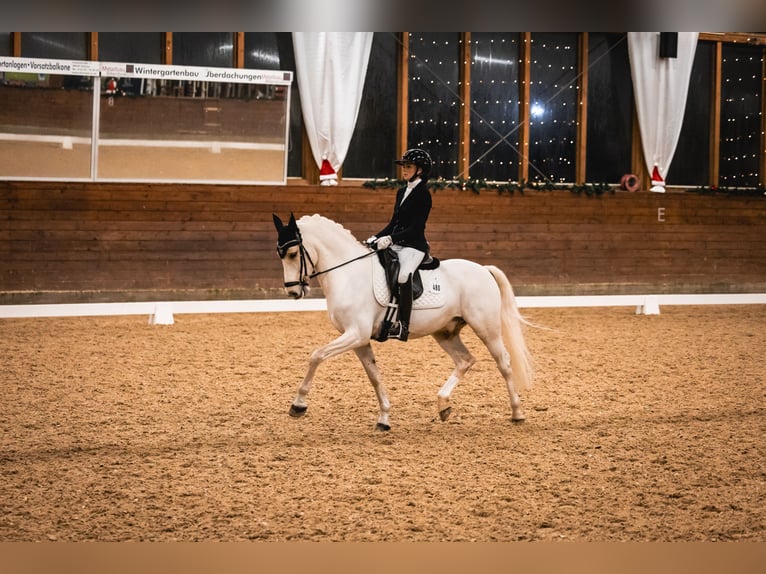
[163,33,173,65]
[234,32,245,68]
[11,32,21,57]
[397,33,409,160]
[458,32,471,180]
[576,32,588,185]
[699,32,766,46]
[89,32,98,61]
[709,41,722,187]
[518,32,531,185]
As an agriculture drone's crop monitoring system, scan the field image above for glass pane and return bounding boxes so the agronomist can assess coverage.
[408,33,461,180]
[245,33,302,178]
[0,65,95,179]
[172,33,234,67]
[586,33,632,184]
[666,41,712,186]
[345,32,398,179]
[21,33,88,60]
[96,66,290,183]
[98,33,163,64]
[719,43,762,188]
[0,33,10,57]
[529,33,579,184]
[470,33,520,182]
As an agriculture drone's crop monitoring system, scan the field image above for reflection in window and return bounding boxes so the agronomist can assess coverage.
[345,32,398,179]
[21,33,88,60]
[0,71,95,179]
[667,41,712,186]
[244,33,302,178]
[408,33,461,180]
[529,33,578,184]
[719,44,762,188]
[470,33,520,182]
[98,33,163,64]
[96,74,289,183]
[172,33,234,67]
[586,33,631,184]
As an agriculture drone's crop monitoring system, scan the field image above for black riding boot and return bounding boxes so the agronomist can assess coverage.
[388,274,413,341]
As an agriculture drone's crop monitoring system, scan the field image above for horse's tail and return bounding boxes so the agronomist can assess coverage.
[485,265,534,391]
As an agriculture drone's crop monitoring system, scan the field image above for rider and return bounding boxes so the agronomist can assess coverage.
[366,148,433,342]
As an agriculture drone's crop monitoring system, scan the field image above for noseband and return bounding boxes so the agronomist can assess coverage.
[277,227,376,288]
[276,227,315,289]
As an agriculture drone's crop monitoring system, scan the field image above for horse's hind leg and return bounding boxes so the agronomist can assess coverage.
[482,336,526,423]
[353,345,391,431]
[432,327,476,422]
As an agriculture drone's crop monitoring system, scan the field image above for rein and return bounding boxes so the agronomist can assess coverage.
[277,227,376,287]
[309,250,376,279]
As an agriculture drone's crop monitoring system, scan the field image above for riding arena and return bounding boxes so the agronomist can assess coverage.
[1,32,765,547]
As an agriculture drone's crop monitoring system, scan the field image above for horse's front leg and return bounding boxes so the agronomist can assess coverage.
[289,330,366,418]
[353,344,391,431]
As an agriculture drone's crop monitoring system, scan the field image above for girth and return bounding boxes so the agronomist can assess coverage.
[376,248,440,301]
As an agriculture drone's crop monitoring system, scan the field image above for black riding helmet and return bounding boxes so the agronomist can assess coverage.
[395,148,432,181]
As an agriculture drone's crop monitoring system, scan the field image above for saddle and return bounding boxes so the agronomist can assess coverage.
[376,248,440,301]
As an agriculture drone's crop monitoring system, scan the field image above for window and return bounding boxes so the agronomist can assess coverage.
[529,33,578,184]
[469,33,520,182]
[344,32,398,179]
[719,43,762,187]
[98,33,163,64]
[21,33,88,60]
[586,33,632,184]
[244,33,302,178]
[666,41,713,186]
[0,33,10,57]
[408,33,461,180]
[172,33,234,67]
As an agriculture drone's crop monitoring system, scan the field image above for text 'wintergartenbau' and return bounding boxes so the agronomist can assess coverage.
[132,66,199,78]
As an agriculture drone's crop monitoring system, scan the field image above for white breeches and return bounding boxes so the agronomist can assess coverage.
[391,245,425,283]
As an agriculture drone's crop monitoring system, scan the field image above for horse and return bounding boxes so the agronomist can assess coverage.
[272,212,533,431]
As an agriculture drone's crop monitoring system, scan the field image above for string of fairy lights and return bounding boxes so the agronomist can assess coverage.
[404,32,764,188]
[719,47,763,188]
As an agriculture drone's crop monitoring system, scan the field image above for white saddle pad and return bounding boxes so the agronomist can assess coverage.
[372,260,446,309]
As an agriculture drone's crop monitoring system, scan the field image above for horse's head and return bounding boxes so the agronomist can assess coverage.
[273,213,311,299]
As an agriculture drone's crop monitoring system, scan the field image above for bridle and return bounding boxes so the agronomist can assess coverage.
[277,226,376,289]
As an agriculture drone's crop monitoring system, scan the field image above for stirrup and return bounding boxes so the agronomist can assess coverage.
[388,321,409,342]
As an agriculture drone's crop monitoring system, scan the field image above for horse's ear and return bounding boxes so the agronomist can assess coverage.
[272,213,284,231]
[288,212,297,228]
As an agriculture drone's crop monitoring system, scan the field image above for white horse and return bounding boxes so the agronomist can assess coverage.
[273,213,533,431]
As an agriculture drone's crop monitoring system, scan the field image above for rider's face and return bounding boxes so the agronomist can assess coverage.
[399,162,418,180]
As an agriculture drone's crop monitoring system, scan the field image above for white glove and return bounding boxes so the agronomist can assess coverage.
[376,235,393,249]
[365,236,378,246]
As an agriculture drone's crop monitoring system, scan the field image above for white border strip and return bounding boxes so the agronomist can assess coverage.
[1,294,765,319]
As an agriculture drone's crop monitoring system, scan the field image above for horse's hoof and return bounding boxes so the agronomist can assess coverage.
[512,417,526,424]
[375,423,391,432]
[289,404,308,418]
[439,407,452,422]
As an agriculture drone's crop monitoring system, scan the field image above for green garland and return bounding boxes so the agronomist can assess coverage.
[363,178,613,196]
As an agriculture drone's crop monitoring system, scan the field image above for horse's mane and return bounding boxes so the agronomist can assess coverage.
[297,214,361,247]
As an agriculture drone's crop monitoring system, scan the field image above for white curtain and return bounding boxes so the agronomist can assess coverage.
[292,32,373,185]
[628,32,698,192]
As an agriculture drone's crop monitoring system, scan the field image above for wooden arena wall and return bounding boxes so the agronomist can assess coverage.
[1,181,765,303]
